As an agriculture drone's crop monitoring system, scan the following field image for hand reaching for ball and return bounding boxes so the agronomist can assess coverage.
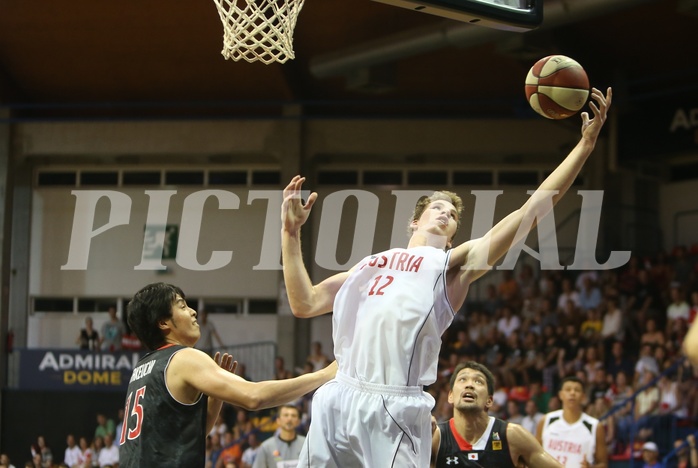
[580,87,612,142]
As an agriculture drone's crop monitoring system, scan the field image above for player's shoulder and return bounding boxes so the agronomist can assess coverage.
[545,409,563,419]
[581,411,601,424]
[542,409,564,426]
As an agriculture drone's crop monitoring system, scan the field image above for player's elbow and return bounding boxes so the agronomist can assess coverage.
[238,394,263,411]
[683,341,698,366]
[289,299,320,318]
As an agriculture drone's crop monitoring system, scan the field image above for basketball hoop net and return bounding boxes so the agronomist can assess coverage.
[212,0,305,64]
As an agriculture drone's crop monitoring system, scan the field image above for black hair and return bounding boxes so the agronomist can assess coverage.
[127,283,185,351]
[559,375,585,391]
[449,361,495,396]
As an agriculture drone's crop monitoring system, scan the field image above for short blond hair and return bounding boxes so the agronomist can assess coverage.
[408,191,463,239]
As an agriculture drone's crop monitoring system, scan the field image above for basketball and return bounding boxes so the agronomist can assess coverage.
[525,55,590,120]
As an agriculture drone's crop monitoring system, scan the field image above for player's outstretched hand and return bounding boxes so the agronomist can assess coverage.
[580,87,612,142]
[213,352,238,375]
[282,175,318,233]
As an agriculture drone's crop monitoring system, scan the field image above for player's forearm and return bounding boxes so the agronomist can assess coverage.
[252,364,335,410]
[281,228,318,317]
[535,137,594,207]
[206,398,224,434]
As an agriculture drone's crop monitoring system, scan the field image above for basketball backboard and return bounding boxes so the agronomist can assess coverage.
[371,0,543,32]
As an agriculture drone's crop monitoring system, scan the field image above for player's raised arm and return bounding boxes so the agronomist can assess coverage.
[281,175,349,318]
[449,87,612,289]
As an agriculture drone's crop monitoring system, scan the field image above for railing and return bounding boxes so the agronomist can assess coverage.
[661,429,698,467]
[601,357,694,468]
[197,341,277,382]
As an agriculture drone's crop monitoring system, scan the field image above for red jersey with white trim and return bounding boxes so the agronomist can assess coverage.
[332,246,457,387]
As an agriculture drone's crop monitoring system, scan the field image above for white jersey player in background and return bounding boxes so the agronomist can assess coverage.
[536,376,608,468]
[281,87,612,468]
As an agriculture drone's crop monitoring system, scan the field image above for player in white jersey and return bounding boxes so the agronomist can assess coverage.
[536,376,608,468]
[282,87,612,468]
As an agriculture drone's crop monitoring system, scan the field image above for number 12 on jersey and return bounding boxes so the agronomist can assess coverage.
[368,275,394,296]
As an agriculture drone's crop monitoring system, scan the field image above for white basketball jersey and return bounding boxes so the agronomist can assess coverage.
[541,409,599,466]
[332,246,456,387]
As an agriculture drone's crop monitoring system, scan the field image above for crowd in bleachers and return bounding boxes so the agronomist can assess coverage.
[12,246,698,468]
[428,246,698,462]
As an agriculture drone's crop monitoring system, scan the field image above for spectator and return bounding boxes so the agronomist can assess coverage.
[580,308,603,343]
[629,269,663,331]
[672,246,693,286]
[207,433,223,468]
[30,436,52,468]
[505,400,524,425]
[75,437,92,468]
[667,286,690,337]
[305,341,330,372]
[557,324,586,379]
[675,433,698,468]
[606,340,635,382]
[496,305,521,339]
[641,318,665,348]
[76,317,99,351]
[634,343,660,385]
[556,278,580,313]
[498,269,521,308]
[578,276,602,313]
[27,453,42,468]
[600,296,624,344]
[587,396,616,456]
[517,263,537,301]
[90,436,103,467]
[193,310,223,354]
[273,356,292,380]
[0,453,16,468]
[253,405,305,468]
[63,434,80,468]
[587,367,609,405]
[640,441,661,468]
[97,434,118,468]
[240,432,261,468]
[215,430,242,468]
[99,306,125,352]
[634,369,661,442]
[608,371,634,448]
[520,399,544,435]
[481,283,504,317]
[232,409,254,438]
[94,413,115,440]
[209,414,228,438]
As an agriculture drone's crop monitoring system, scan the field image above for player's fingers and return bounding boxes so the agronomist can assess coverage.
[581,112,590,126]
[213,351,221,365]
[305,192,318,210]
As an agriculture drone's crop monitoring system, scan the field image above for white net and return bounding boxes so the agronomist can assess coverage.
[213,0,306,64]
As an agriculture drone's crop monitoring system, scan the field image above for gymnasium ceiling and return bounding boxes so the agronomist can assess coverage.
[0,0,697,123]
